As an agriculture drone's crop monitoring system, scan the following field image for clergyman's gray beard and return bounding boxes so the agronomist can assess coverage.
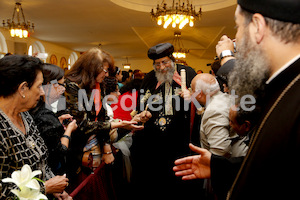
[155,63,175,83]
[228,37,270,104]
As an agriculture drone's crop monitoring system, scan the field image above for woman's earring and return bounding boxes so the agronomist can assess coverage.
[22,95,25,98]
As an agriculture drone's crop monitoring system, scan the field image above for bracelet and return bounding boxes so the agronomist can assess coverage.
[221,55,234,60]
[40,182,46,194]
[103,151,113,154]
[219,50,234,60]
[62,135,71,140]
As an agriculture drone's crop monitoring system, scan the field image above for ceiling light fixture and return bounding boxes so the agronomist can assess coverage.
[123,57,131,69]
[2,2,34,38]
[172,31,189,59]
[150,0,201,29]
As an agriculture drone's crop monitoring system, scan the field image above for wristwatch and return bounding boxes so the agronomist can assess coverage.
[219,50,234,60]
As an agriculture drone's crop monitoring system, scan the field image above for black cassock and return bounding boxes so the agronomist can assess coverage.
[211,58,300,200]
[130,64,203,200]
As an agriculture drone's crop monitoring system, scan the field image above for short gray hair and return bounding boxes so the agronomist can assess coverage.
[240,7,300,44]
[264,17,300,44]
[195,78,220,95]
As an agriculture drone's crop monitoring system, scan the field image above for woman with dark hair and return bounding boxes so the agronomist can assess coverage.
[121,70,130,86]
[40,63,66,113]
[30,63,78,176]
[111,78,143,121]
[0,55,70,199]
[115,67,124,89]
[108,66,123,89]
[63,48,148,199]
[42,63,64,83]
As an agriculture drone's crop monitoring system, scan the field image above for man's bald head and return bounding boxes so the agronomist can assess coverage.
[192,73,220,95]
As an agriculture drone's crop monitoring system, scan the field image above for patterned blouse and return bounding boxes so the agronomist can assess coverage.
[63,79,111,176]
[64,79,111,137]
[0,109,54,199]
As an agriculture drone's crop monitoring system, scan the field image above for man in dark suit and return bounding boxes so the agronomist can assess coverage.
[173,0,300,199]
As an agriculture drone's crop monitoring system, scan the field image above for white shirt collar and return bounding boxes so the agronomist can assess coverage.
[266,54,300,84]
[105,103,114,121]
[50,100,58,113]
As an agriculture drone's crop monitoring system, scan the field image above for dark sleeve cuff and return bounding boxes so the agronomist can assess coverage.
[211,154,244,199]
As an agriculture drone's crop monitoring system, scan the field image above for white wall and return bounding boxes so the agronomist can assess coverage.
[1,27,214,73]
[0,27,79,67]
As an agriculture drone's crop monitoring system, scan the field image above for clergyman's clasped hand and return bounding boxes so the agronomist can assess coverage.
[110,111,151,132]
[132,110,152,125]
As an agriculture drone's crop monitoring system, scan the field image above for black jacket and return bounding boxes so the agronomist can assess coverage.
[30,101,68,175]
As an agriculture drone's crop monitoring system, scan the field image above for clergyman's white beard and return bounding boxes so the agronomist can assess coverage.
[228,32,270,104]
[155,62,175,84]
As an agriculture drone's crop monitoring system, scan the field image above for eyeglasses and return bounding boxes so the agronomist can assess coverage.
[153,59,172,68]
[57,83,66,87]
[116,67,121,74]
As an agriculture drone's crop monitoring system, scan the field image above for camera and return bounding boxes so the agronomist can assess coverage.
[62,118,72,126]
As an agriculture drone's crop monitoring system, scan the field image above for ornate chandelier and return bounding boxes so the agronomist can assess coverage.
[2,2,34,38]
[172,31,189,58]
[150,0,201,29]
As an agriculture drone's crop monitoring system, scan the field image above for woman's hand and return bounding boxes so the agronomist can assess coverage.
[45,174,69,194]
[111,120,144,131]
[53,191,73,200]
[61,120,77,148]
[66,119,77,132]
[102,144,115,164]
[102,153,115,164]
[58,114,73,125]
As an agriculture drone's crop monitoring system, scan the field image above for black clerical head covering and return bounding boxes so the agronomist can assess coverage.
[238,0,300,24]
[148,43,175,61]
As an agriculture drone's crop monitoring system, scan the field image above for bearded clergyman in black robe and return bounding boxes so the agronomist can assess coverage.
[173,0,300,199]
[130,43,203,200]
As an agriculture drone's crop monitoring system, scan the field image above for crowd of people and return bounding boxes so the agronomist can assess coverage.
[1,0,299,200]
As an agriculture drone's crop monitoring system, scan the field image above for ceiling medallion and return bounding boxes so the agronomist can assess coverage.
[150,0,202,29]
[2,2,34,38]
